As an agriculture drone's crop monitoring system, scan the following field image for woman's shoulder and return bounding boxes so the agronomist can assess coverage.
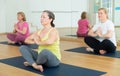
[106,20,114,25]
[80,19,89,22]
[51,28,58,32]
[50,28,59,34]
[23,21,29,25]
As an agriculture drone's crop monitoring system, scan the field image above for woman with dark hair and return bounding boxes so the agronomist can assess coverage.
[7,12,30,44]
[19,10,61,72]
[84,8,116,55]
[77,11,91,37]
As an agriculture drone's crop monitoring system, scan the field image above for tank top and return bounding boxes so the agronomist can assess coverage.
[37,28,61,60]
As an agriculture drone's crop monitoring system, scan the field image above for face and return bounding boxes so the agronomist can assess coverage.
[98,10,107,21]
[17,14,23,21]
[40,12,52,26]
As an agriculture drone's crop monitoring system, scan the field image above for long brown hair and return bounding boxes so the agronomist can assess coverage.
[17,12,26,21]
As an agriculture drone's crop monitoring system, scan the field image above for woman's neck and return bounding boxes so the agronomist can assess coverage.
[43,24,52,30]
[100,18,108,23]
[19,20,24,23]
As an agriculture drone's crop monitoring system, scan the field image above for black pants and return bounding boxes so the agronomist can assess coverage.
[84,36,116,54]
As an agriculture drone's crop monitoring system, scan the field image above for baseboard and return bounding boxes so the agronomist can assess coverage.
[0,33,7,35]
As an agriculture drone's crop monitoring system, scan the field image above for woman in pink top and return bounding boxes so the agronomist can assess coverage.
[7,12,30,44]
[77,12,91,37]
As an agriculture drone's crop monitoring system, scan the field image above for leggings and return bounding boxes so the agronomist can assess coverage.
[19,45,60,67]
[7,33,26,43]
[84,36,116,54]
[77,32,88,37]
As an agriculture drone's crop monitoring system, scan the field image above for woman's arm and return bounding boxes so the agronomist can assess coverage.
[88,29,98,37]
[13,29,17,33]
[98,30,113,38]
[15,26,27,34]
[13,24,17,33]
[25,32,38,44]
[88,24,92,29]
[34,29,58,45]
[25,34,35,44]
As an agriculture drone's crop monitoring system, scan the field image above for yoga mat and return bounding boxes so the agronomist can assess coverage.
[0,41,21,46]
[65,47,120,58]
[0,41,38,49]
[0,56,106,76]
[66,35,78,37]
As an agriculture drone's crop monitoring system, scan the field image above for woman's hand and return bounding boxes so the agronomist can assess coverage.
[96,27,103,37]
[14,24,19,32]
[13,24,17,33]
[34,36,41,45]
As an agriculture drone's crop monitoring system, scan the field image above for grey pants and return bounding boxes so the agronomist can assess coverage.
[19,45,60,67]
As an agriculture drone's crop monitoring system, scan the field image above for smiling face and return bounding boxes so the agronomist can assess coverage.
[17,12,26,22]
[98,9,108,21]
[40,12,52,26]
[17,14,23,21]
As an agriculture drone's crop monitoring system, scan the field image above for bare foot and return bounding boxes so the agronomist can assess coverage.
[86,47,94,52]
[24,62,31,66]
[99,50,106,55]
[32,63,44,72]
[37,65,44,72]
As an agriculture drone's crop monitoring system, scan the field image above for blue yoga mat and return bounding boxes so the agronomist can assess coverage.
[0,56,106,76]
[0,41,21,46]
[0,41,38,49]
[65,47,120,58]
[66,35,78,37]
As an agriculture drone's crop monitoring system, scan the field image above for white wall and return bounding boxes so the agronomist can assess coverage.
[5,0,88,32]
[5,0,30,32]
[0,0,6,33]
[29,0,88,28]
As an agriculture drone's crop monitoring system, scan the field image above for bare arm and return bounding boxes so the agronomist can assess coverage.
[15,27,27,34]
[25,32,38,44]
[88,24,92,30]
[97,30,113,38]
[88,29,98,37]
[34,29,58,45]
[13,24,17,33]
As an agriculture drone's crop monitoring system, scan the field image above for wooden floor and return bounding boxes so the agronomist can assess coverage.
[0,35,120,76]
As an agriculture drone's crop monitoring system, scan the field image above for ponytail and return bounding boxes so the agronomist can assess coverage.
[51,20,55,27]
[43,10,55,27]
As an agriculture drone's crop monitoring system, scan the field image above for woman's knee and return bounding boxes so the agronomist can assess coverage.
[19,45,28,52]
[102,39,113,45]
[7,34,14,40]
[102,39,110,43]
[40,49,51,56]
[84,36,92,43]
[15,36,26,42]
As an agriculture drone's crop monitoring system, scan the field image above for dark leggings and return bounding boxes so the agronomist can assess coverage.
[84,36,116,54]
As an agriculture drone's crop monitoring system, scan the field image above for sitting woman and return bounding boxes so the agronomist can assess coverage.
[19,10,61,72]
[84,8,116,55]
[7,12,30,44]
[77,11,91,37]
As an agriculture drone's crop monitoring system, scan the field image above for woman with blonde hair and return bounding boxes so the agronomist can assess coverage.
[84,8,116,55]
[7,12,30,44]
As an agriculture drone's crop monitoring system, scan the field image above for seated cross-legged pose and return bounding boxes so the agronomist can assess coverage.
[84,8,116,55]
[19,10,61,72]
[7,12,30,44]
